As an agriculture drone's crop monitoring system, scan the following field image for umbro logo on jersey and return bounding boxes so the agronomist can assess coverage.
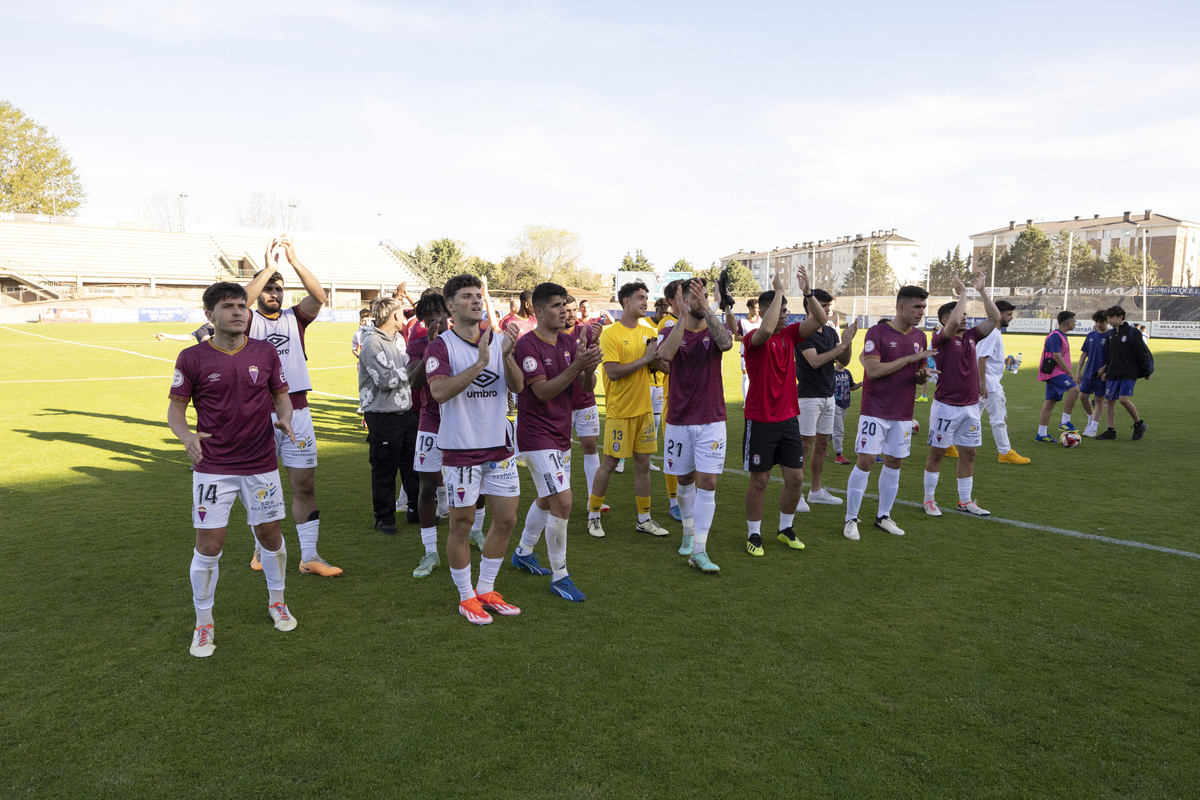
[473,370,500,388]
[266,333,290,349]
[207,373,221,382]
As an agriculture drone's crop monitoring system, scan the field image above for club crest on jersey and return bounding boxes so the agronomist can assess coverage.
[702,337,710,349]
[913,343,921,352]
[426,356,439,372]
[172,369,184,388]
[752,454,761,465]
[523,356,538,372]
[863,340,876,353]
[248,365,260,383]
[197,505,207,521]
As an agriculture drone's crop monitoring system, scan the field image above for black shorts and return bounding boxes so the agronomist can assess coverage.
[743,417,804,473]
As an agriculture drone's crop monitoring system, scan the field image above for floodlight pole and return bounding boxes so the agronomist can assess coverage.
[1142,228,1149,322]
[865,244,872,324]
[1062,234,1073,311]
[990,235,997,292]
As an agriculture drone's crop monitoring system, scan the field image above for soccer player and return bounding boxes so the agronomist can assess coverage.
[168,282,298,658]
[1035,311,1081,442]
[243,238,341,576]
[586,281,668,539]
[1096,305,1151,440]
[358,297,419,536]
[155,322,213,344]
[742,266,827,556]
[921,274,1001,517]
[405,292,453,577]
[564,296,606,510]
[843,285,936,541]
[976,299,1030,464]
[511,283,602,600]
[796,289,858,506]
[426,274,524,625]
[350,307,372,359]
[735,298,762,399]
[657,278,733,573]
[577,299,614,327]
[1075,310,1110,438]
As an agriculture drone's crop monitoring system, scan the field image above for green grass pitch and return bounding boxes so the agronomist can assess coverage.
[2,321,1198,799]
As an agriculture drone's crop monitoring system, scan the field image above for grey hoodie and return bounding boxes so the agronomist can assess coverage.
[357,325,413,413]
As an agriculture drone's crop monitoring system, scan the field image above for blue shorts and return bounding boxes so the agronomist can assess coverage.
[1043,374,1077,401]
[1104,379,1136,400]
[1079,374,1105,397]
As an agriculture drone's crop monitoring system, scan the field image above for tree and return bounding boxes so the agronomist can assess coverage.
[926,245,970,294]
[620,250,652,271]
[413,238,468,288]
[466,256,506,288]
[672,258,693,272]
[839,245,897,295]
[138,190,190,232]
[509,225,582,284]
[995,225,1052,287]
[1050,231,1103,287]
[231,192,313,231]
[1104,247,1162,287]
[0,101,86,215]
[723,260,761,296]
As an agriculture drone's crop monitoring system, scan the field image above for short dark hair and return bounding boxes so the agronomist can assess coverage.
[564,294,576,305]
[203,281,247,311]
[1057,310,1076,325]
[443,273,482,301]
[251,268,285,289]
[414,291,447,323]
[531,282,568,309]
[1092,309,1106,323]
[662,279,684,302]
[897,285,929,303]
[746,299,758,311]
[937,301,958,324]
[812,288,833,305]
[757,290,787,310]
[518,290,533,306]
[996,300,1015,312]
[617,281,649,305]
[1105,305,1126,320]
[358,307,371,318]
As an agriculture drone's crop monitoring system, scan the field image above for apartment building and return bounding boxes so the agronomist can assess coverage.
[720,230,921,294]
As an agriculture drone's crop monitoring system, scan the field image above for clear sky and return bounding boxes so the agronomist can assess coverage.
[4,0,1199,282]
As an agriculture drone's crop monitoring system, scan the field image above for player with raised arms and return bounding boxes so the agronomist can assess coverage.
[586,281,669,539]
[426,274,525,625]
[509,283,603,600]
[843,285,936,541]
[168,281,298,657]
[921,273,1001,517]
[657,278,734,573]
[742,264,827,556]
[243,238,341,576]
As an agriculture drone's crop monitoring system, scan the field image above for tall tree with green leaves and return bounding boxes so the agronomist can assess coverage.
[620,250,652,271]
[510,225,582,283]
[1104,247,1162,287]
[839,246,897,295]
[995,226,1052,286]
[1049,231,1102,287]
[672,258,693,272]
[926,245,970,293]
[0,101,86,215]
[722,260,761,296]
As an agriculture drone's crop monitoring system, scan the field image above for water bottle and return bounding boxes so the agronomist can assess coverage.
[1013,353,1023,373]
[1004,355,1014,372]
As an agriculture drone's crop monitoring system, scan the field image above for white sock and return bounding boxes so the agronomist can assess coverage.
[518,503,549,555]
[190,549,220,627]
[296,519,319,563]
[957,476,973,503]
[846,466,870,521]
[583,452,600,498]
[545,515,568,581]
[476,556,502,595]
[878,466,901,518]
[747,519,761,538]
[693,488,716,552]
[1037,425,1048,437]
[1061,412,1071,425]
[637,512,651,524]
[473,507,486,532]
[420,526,438,555]
[451,566,474,601]
[677,482,697,532]
[779,512,794,530]
[923,470,940,501]
[259,539,286,603]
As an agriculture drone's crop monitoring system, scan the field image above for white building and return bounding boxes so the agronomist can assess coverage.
[720,229,922,294]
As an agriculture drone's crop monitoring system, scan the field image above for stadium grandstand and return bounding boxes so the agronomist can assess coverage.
[0,215,425,306]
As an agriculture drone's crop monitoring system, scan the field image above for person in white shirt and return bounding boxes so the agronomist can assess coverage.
[976,300,1031,465]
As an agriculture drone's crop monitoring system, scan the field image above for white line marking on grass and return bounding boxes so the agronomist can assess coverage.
[0,326,176,363]
[2,376,168,383]
[630,452,1200,561]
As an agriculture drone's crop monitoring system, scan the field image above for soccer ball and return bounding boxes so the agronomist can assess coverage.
[911,419,920,435]
[1060,430,1081,448]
